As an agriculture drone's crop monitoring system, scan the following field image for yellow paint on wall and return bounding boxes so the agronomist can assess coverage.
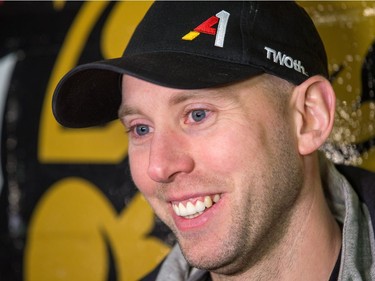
[301,1,375,171]
[32,2,170,281]
[25,178,169,281]
[38,1,136,163]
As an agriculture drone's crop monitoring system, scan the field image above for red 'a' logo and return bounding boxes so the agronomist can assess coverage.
[182,10,230,48]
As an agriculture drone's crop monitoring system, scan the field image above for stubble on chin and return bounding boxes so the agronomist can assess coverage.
[176,139,303,277]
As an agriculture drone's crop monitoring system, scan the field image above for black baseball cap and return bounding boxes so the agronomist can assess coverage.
[53,1,328,128]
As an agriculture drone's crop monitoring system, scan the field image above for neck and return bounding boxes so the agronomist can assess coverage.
[211,154,342,281]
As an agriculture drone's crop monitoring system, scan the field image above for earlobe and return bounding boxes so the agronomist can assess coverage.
[293,76,336,155]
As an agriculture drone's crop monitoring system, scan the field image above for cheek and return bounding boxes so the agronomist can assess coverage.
[196,127,260,174]
[128,148,173,224]
[128,149,153,196]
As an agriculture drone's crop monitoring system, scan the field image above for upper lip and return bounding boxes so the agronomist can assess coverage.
[166,192,221,203]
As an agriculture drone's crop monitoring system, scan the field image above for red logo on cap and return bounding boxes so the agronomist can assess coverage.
[182,10,230,48]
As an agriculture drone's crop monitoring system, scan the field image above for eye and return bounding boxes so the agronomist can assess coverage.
[135,124,150,136]
[126,123,151,137]
[190,109,207,122]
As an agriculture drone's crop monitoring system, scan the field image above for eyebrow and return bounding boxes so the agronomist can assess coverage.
[118,104,140,120]
[168,89,232,106]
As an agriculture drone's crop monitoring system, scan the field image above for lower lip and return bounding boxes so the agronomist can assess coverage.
[172,198,222,232]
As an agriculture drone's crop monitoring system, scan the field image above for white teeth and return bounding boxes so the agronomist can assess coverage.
[173,204,180,216]
[204,196,213,208]
[179,202,187,216]
[185,212,203,219]
[196,200,205,212]
[186,202,195,216]
[172,194,221,219]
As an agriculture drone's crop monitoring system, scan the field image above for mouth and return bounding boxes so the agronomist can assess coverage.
[171,194,221,219]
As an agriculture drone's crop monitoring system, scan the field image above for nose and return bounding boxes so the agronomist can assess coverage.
[147,131,195,183]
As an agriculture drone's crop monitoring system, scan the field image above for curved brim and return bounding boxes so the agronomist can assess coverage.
[52,52,264,128]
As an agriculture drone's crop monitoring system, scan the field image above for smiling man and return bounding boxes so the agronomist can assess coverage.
[52,2,375,280]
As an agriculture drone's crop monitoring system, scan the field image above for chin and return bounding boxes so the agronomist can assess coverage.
[178,238,236,273]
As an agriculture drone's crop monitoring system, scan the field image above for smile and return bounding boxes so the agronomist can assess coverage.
[172,194,221,219]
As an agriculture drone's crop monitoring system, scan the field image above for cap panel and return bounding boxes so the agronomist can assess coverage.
[121,52,263,89]
[241,1,328,85]
[124,1,247,64]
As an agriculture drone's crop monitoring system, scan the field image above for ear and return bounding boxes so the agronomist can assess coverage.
[292,76,336,155]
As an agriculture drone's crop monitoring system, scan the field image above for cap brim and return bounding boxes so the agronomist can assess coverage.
[53,52,263,128]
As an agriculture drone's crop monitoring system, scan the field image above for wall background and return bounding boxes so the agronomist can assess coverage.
[0,1,374,280]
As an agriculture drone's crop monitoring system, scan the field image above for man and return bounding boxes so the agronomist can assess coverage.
[52,2,375,280]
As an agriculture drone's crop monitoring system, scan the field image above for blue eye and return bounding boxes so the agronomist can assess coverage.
[135,124,150,136]
[191,109,207,122]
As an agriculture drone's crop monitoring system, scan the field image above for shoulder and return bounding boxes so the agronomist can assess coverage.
[336,164,375,221]
[336,164,375,197]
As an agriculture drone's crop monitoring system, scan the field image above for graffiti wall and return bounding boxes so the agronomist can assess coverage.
[0,1,375,281]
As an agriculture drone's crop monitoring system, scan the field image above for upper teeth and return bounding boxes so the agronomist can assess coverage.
[172,194,220,219]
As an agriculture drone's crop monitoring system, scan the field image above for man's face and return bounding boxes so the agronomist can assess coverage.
[120,74,304,274]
